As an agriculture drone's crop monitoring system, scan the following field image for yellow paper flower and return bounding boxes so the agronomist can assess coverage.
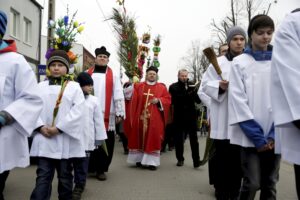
[56,38,62,44]
[73,21,79,28]
[77,26,84,33]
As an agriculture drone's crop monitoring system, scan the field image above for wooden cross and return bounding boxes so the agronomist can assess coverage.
[140,89,154,149]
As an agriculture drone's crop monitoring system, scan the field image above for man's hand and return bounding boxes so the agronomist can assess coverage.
[150,98,159,104]
[219,80,229,90]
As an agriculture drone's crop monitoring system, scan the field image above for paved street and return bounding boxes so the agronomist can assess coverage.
[4,136,297,200]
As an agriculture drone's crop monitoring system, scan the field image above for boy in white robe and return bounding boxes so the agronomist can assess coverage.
[271,9,300,199]
[200,26,246,200]
[30,50,85,200]
[71,72,107,200]
[228,15,281,200]
[0,10,43,200]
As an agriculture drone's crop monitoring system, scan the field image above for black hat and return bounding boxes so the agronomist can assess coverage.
[77,72,94,87]
[47,50,70,73]
[146,66,158,73]
[95,46,110,57]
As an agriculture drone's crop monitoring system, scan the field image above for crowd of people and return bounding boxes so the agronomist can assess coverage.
[0,7,300,200]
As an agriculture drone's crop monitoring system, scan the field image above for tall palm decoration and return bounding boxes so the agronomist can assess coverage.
[110,8,140,81]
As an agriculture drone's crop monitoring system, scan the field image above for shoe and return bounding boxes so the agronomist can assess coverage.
[148,165,157,170]
[72,185,84,200]
[193,160,201,168]
[136,162,142,168]
[176,160,184,167]
[96,172,107,181]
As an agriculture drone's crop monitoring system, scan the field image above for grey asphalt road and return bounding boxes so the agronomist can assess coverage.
[4,136,297,200]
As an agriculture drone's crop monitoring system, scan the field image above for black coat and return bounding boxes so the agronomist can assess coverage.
[169,80,201,130]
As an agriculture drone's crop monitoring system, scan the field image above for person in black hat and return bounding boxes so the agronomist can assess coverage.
[30,49,86,200]
[124,66,171,171]
[0,10,43,200]
[87,46,125,181]
[71,72,107,200]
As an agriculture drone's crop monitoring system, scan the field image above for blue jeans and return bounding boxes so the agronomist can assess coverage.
[239,148,281,200]
[30,157,73,200]
[71,155,89,187]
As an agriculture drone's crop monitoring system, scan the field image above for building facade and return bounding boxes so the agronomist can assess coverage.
[0,0,43,72]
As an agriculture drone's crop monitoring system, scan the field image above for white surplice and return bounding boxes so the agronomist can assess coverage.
[0,52,43,173]
[91,72,125,131]
[271,11,300,165]
[228,54,273,147]
[30,81,86,159]
[200,56,231,140]
[83,95,107,151]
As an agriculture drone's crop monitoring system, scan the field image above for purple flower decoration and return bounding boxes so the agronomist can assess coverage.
[63,16,69,26]
[62,41,69,47]
[45,48,55,59]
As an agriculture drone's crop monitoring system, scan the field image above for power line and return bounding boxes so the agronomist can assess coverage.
[94,0,114,33]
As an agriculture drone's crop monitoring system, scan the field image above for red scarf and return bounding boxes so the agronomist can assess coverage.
[88,66,113,130]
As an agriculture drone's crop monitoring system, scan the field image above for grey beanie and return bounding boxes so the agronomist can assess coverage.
[226,26,246,44]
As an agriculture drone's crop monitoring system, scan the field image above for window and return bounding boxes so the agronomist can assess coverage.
[24,17,32,44]
[10,8,20,38]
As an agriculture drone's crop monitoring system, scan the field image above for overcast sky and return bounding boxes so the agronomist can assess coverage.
[37,0,300,86]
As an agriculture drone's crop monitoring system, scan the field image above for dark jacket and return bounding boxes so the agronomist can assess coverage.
[169,80,201,130]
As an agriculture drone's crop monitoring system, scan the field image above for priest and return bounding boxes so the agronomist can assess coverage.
[124,66,171,170]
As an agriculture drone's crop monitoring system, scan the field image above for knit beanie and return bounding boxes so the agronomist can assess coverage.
[47,50,70,73]
[0,11,7,40]
[226,26,246,44]
[77,72,94,87]
[95,46,110,57]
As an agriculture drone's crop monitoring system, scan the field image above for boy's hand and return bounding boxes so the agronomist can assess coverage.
[47,126,60,137]
[219,80,229,90]
[116,116,123,124]
[40,126,51,138]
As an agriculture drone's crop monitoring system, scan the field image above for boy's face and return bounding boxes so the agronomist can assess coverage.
[49,61,68,77]
[229,35,245,55]
[82,85,93,95]
[251,27,274,51]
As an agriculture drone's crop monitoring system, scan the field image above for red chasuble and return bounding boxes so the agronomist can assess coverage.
[127,82,171,153]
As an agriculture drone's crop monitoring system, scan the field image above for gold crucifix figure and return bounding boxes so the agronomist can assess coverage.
[140,89,154,149]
